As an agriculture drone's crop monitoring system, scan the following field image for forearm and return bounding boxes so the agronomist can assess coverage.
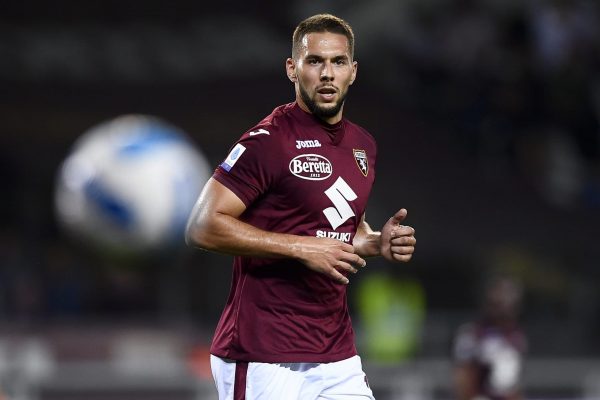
[454,365,480,400]
[185,178,305,259]
[186,210,302,259]
[352,219,381,258]
[185,178,365,284]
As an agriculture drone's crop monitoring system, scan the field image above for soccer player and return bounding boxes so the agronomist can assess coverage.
[453,275,527,400]
[185,13,416,400]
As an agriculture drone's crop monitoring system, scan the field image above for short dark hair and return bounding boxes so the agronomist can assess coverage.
[292,14,355,60]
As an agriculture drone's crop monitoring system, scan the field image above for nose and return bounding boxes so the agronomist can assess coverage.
[320,61,334,81]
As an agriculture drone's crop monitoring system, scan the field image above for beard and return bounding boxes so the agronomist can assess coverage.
[299,82,348,121]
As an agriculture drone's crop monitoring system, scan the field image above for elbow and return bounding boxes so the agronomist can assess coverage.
[185,215,224,252]
[184,226,197,248]
[184,218,212,250]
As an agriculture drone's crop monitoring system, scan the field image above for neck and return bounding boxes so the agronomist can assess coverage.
[295,94,344,125]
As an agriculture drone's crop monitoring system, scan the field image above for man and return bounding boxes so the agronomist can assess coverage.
[185,14,416,400]
[453,275,527,400]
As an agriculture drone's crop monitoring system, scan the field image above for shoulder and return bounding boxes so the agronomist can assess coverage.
[228,104,295,154]
[345,119,377,151]
[239,103,296,142]
[453,322,480,360]
[254,103,296,132]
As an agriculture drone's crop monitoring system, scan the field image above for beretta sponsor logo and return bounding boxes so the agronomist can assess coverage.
[289,154,333,181]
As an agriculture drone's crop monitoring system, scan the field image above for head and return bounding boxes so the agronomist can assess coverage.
[286,14,357,124]
[481,275,523,324]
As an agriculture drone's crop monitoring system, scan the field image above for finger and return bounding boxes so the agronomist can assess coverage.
[391,245,415,255]
[335,261,358,275]
[340,252,367,268]
[390,236,416,246]
[329,268,350,285]
[339,242,355,253]
[389,208,407,225]
[392,226,415,237]
[392,253,413,262]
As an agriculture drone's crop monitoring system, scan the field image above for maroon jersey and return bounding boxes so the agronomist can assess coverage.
[210,102,377,363]
[454,321,527,400]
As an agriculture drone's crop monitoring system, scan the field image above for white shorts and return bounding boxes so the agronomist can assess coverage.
[210,354,375,400]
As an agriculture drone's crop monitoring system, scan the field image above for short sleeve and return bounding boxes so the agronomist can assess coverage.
[213,128,280,206]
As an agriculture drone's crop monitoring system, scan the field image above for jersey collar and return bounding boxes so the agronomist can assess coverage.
[291,102,346,146]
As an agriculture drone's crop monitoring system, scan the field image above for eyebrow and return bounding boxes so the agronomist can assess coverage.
[305,54,350,61]
[332,55,350,62]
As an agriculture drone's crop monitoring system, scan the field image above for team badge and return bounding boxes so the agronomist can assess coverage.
[353,149,368,177]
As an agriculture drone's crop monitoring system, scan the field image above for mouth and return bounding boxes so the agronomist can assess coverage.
[316,86,337,102]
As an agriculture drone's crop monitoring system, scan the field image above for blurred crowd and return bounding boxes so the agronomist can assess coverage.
[356,0,600,208]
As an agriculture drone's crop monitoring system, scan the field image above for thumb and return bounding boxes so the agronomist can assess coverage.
[389,208,407,225]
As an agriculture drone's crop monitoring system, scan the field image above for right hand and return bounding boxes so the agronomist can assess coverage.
[294,236,366,285]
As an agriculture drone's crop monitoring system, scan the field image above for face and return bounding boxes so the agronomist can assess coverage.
[287,32,357,124]
[484,278,522,321]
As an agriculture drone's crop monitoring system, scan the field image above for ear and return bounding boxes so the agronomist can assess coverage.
[286,58,297,83]
[349,60,357,85]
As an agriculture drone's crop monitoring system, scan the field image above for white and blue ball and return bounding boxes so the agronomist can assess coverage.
[55,115,210,254]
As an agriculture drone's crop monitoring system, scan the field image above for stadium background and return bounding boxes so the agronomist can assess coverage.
[1,0,600,399]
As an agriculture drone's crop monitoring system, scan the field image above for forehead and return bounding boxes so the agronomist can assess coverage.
[298,32,351,57]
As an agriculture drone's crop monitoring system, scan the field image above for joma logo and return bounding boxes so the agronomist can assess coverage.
[296,140,322,149]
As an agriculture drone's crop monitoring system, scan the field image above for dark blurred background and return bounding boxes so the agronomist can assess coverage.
[1,0,600,399]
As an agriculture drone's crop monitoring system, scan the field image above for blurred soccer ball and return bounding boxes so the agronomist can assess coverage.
[55,115,211,255]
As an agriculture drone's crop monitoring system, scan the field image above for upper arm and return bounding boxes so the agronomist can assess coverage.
[201,177,247,217]
[185,177,247,244]
[454,363,479,400]
[214,127,281,206]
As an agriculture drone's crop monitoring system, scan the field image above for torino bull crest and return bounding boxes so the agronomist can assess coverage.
[353,149,368,177]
